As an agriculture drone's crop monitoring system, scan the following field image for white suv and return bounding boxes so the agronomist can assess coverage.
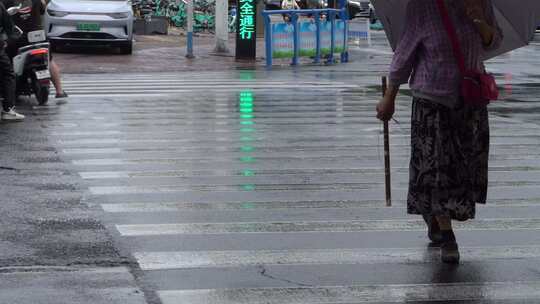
[44,0,134,54]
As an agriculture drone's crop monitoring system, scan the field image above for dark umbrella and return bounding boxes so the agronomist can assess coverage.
[371,0,540,59]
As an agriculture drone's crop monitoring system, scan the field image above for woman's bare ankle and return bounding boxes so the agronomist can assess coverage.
[435,216,453,231]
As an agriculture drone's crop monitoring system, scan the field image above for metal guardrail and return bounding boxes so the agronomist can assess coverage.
[262,8,349,67]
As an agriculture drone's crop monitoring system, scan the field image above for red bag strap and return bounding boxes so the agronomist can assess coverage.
[436,0,466,73]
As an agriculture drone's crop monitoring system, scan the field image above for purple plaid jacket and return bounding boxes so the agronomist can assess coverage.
[388,0,503,97]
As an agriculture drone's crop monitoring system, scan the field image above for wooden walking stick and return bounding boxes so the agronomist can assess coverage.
[382,76,392,207]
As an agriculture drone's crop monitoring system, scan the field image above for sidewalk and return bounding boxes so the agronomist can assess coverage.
[54,31,269,74]
[53,27,378,74]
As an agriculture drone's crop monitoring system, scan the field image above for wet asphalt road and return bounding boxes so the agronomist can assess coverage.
[2,32,540,303]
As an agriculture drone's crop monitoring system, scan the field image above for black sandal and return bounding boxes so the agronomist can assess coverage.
[422,215,443,245]
[440,230,460,264]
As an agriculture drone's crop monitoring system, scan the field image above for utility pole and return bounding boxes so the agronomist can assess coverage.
[214,0,230,53]
[256,0,264,38]
[186,0,194,58]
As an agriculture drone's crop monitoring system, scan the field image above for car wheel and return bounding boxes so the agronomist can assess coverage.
[120,41,133,55]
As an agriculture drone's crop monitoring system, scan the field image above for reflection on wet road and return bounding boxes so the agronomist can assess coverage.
[32,33,540,303]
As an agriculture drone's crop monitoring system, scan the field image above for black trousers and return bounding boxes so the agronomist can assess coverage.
[0,46,15,112]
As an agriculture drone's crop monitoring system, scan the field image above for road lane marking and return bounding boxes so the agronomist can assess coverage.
[135,245,540,270]
[79,169,403,179]
[87,180,540,195]
[74,159,405,168]
[99,199,540,213]
[61,79,351,84]
[63,148,124,155]
[158,281,540,304]
[51,131,123,136]
[116,218,540,236]
[89,184,386,194]
[59,135,410,146]
[53,77,360,96]
[61,83,356,89]
[101,201,396,212]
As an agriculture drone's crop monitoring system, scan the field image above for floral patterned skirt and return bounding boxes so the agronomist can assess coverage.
[407,98,490,221]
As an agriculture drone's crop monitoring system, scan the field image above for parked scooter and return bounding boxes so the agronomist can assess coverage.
[7,6,51,105]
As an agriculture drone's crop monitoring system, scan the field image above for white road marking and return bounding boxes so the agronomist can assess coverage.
[99,199,540,213]
[135,245,540,270]
[116,218,540,236]
[158,281,540,304]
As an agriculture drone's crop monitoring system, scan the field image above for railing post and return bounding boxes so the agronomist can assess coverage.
[260,8,349,67]
[314,11,321,64]
[328,11,335,64]
[340,9,348,63]
[292,13,300,66]
[263,12,273,67]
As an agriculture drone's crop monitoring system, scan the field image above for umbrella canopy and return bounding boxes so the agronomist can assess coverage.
[371,0,540,60]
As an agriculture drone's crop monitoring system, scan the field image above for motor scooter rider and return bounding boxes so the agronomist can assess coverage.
[0,2,24,121]
[3,0,68,104]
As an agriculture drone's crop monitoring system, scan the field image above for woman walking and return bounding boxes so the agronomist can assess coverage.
[376,0,502,263]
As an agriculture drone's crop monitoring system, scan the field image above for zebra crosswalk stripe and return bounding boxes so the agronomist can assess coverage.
[99,198,540,212]
[157,281,540,304]
[115,218,540,236]
[134,245,540,270]
[54,73,359,97]
[48,71,540,304]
